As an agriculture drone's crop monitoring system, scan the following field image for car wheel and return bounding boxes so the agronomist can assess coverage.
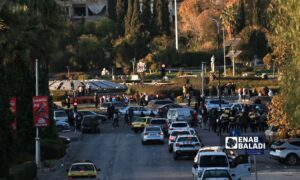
[286,154,298,165]
[173,152,178,160]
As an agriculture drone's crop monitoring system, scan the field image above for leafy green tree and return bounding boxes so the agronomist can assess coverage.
[266,0,300,137]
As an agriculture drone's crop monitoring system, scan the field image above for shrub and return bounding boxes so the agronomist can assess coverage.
[9,162,36,180]
[41,139,66,160]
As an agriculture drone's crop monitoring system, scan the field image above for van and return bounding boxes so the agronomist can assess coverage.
[167,108,192,123]
[192,148,251,180]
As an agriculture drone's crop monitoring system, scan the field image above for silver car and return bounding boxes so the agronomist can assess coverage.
[270,138,300,165]
[141,126,164,145]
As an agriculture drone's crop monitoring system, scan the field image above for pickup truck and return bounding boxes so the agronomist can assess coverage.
[192,147,251,180]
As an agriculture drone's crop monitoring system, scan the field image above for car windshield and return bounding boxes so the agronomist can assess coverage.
[199,155,228,167]
[203,169,230,178]
[146,127,160,132]
[71,164,95,171]
[55,111,67,117]
[171,131,190,136]
[150,120,166,125]
[177,137,198,142]
[172,123,188,127]
[134,118,147,122]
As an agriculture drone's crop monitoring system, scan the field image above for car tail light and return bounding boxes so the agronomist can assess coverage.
[275,147,286,150]
[176,143,180,147]
[170,128,173,130]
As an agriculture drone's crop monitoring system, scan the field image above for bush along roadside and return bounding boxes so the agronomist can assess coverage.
[41,139,66,160]
[9,161,37,180]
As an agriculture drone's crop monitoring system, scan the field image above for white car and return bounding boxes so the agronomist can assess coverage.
[192,148,251,180]
[205,99,230,110]
[168,121,190,135]
[141,126,164,144]
[199,168,232,180]
[53,110,68,122]
[173,135,202,160]
[119,106,157,119]
[270,138,300,165]
[168,129,193,152]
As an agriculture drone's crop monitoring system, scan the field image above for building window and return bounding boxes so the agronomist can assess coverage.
[73,5,86,16]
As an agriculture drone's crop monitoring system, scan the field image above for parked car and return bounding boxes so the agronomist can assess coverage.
[149,118,169,135]
[78,110,108,123]
[167,108,192,123]
[54,110,68,122]
[222,103,244,111]
[250,96,272,105]
[81,115,101,133]
[147,99,174,110]
[119,106,157,119]
[265,124,278,144]
[199,168,232,180]
[67,160,101,179]
[55,120,70,132]
[131,117,152,133]
[205,99,230,110]
[99,101,126,114]
[270,138,300,165]
[155,103,183,118]
[172,135,202,159]
[141,126,164,144]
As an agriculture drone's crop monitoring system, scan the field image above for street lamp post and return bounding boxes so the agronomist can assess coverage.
[209,18,222,110]
[174,0,178,50]
[66,66,70,79]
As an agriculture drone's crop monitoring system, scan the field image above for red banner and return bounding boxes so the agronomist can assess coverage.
[9,98,17,131]
[33,96,49,127]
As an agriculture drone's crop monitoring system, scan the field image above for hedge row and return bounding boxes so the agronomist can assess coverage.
[41,139,66,160]
[9,162,36,180]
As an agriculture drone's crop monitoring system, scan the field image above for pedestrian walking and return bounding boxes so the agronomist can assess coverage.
[113,110,119,127]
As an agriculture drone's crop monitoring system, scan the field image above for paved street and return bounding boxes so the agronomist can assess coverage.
[38,120,300,180]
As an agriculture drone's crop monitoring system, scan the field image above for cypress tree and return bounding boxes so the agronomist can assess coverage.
[162,0,170,35]
[116,0,128,36]
[130,0,141,34]
[108,0,117,21]
[141,0,152,33]
[124,0,133,35]
[152,0,163,35]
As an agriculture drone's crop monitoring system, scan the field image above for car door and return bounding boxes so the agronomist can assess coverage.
[229,154,251,180]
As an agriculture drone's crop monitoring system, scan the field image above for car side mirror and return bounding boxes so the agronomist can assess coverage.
[97,168,101,171]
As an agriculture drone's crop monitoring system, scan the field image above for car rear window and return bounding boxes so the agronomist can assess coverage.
[55,111,67,117]
[146,127,160,132]
[177,136,198,142]
[203,169,230,178]
[172,123,188,127]
[171,131,190,136]
[200,155,228,167]
[150,120,166,125]
[71,164,95,171]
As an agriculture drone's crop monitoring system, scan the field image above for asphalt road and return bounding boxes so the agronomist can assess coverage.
[39,122,193,180]
[39,121,300,180]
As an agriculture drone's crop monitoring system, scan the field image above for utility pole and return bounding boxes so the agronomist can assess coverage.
[35,59,41,168]
[223,27,226,77]
[174,0,178,50]
[201,62,205,97]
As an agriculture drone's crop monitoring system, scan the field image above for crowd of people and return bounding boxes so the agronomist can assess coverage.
[205,105,268,136]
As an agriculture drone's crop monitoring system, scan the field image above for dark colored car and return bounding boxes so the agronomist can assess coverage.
[156,103,183,118]
[81,115,101,133]
[147,99,174,110]
[99,102,127,114]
